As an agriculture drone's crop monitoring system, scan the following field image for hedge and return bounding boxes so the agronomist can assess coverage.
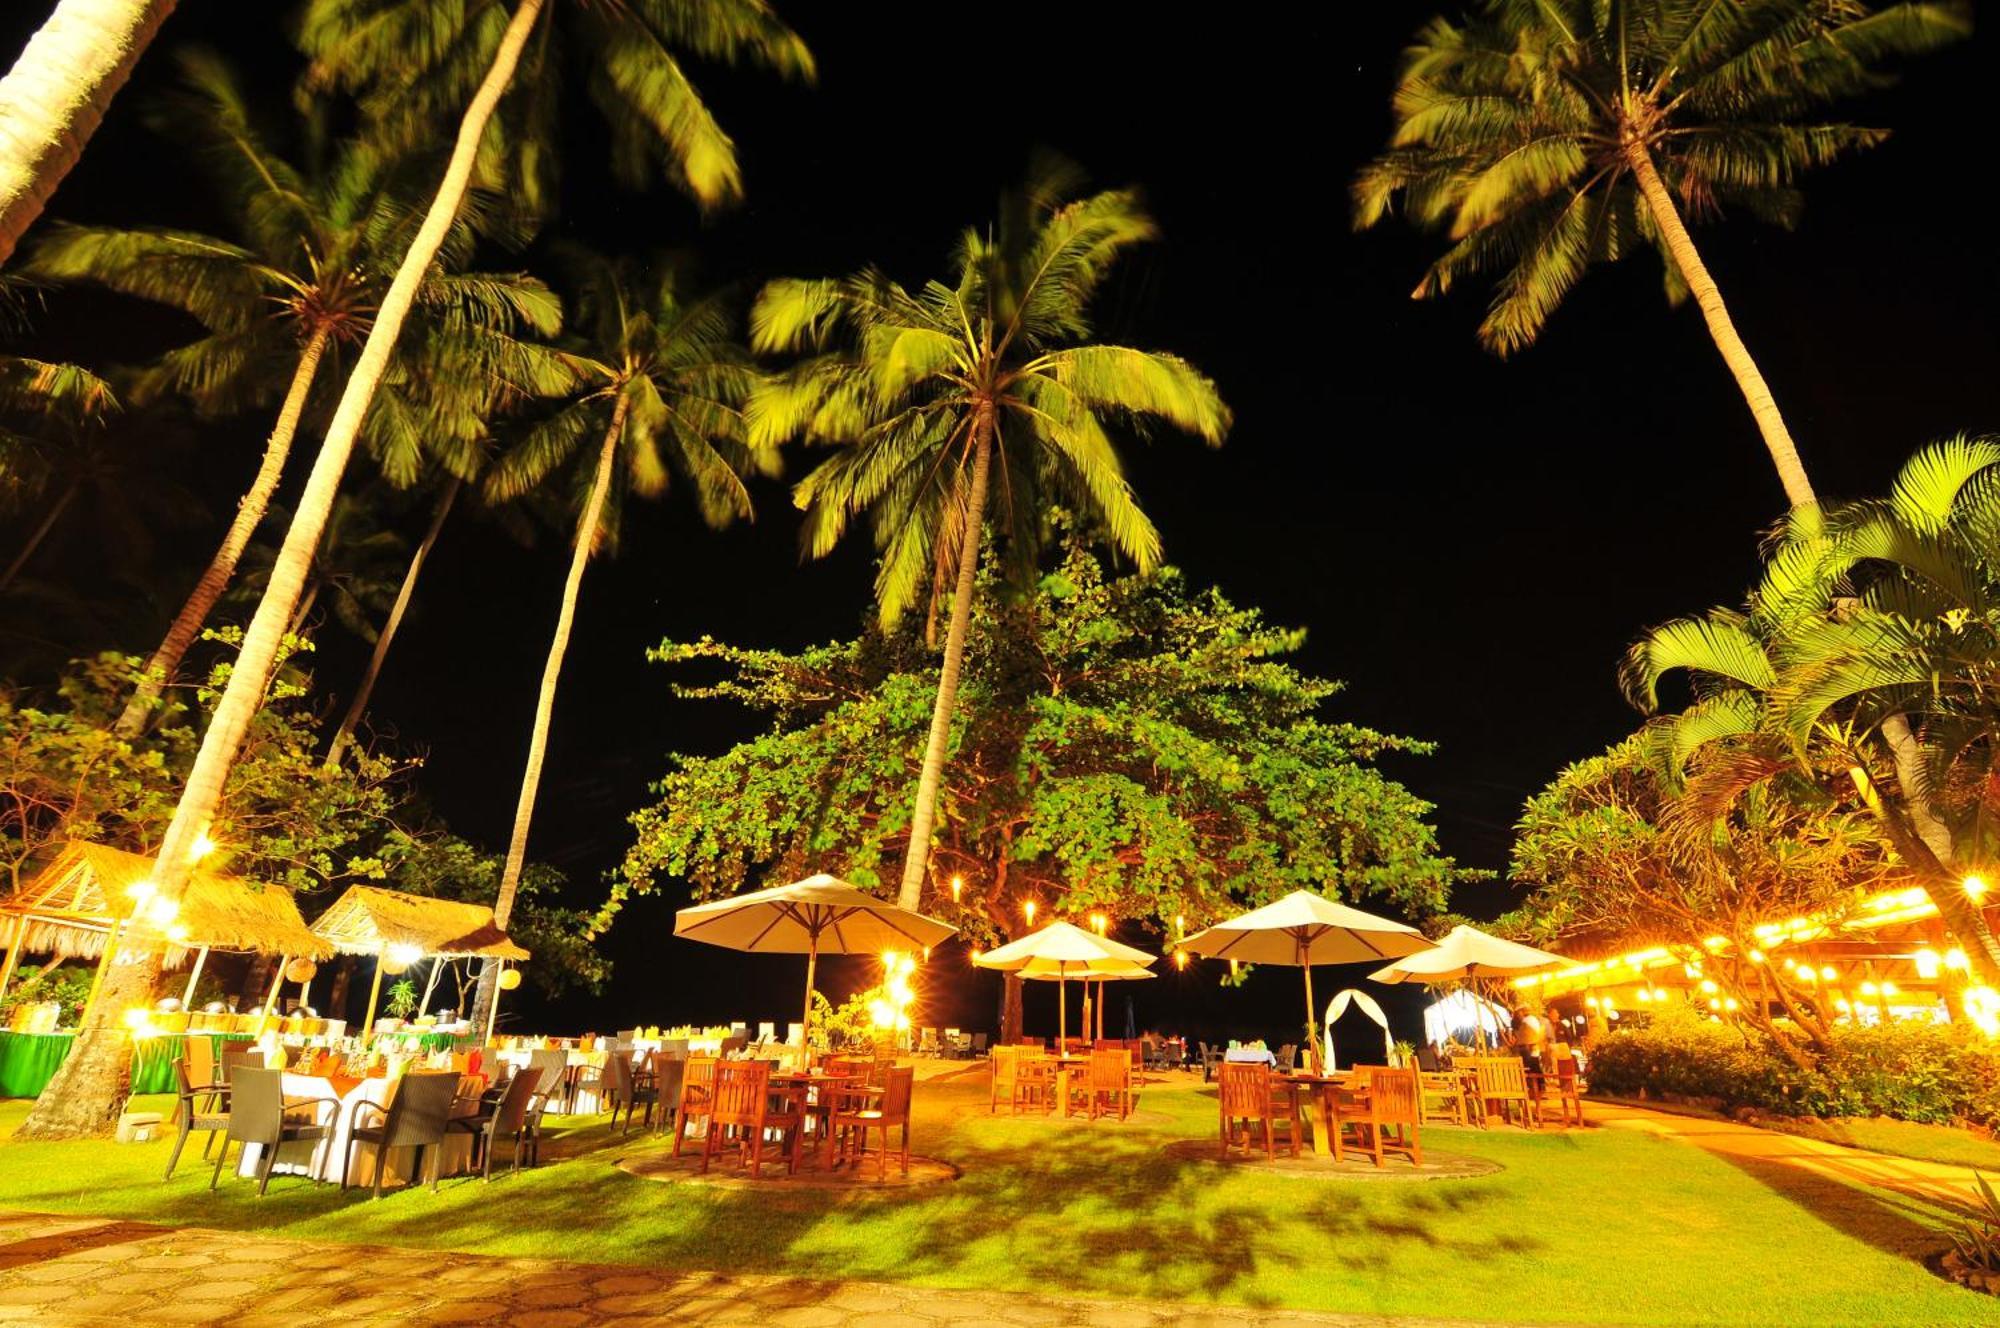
[1587,1006,2000,1128]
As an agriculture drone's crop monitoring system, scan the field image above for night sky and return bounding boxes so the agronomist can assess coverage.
[3,4,1994,1049]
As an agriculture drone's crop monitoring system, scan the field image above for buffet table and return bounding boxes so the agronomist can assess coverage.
[0,1030,255,1098]
[238,1071,481,1186]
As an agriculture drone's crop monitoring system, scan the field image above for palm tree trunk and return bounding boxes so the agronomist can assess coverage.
[0,476,80,591]
[470,395,626,1033]
[0,0,175,265]
[115,327,332,737]
[323,476,459,769]
[1624,142,1815,511]
[14,0,547,1141]
[286,578,321,639]
[895,408,996,912]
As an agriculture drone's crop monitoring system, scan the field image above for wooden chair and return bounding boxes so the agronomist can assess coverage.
[1419,1071,1470,1126]
[1074,1049,1134,1121]
[1198,1041,1224,1082]
[672,1054,717,1155]
[987,1046,1019,1112]
[1345,1066,1423,1167]
[832,1065,915,1179]
[342,1071,463,1197]
[1531,1053,1585,1128]
[209,1066,342,1196]
[701,1060,801,1178]
[1469,1056,1540,1129]
[164,1056,231,1180]
[1217,1062,1300,1161]
[1273,1043,1297,1073]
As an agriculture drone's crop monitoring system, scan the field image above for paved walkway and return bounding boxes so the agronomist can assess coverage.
[1588,1100,1980,1209]
[0,1209,1523,1328]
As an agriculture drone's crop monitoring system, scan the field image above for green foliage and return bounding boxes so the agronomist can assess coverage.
[1953,1173,2000,1275]
[1590,1003,2000,1128]
[616,532,1460,942]
[297,0,812,215]
[1355,0,1967,353]
[384,977,418,1020]
[0,964,94,1026]
[750,158,1229,627]
[809,986,886,1054]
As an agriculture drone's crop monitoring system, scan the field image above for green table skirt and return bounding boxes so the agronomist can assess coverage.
[0,1030,253,1098]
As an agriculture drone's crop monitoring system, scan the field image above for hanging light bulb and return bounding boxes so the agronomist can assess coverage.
[1023,900,1037,926]
[950,875,963,903]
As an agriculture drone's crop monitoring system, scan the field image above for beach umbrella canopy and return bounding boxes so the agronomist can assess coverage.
[974,921,1156,1052]
[1367,925,1565,985]
[1180,891,1433,1071]
[674,874,956,1053]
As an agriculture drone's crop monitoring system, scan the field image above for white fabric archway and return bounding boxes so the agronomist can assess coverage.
[1322,988,1392,1070]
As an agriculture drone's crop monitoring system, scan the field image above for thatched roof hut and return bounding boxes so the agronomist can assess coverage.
[0,840,332,964]
[309,884,528,961]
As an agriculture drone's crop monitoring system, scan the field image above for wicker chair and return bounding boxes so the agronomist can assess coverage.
[1218,1062,1301,1160]
[208,1065,342,1196]
[164,1056,230,1180]
[448,1065,543,1179]
[341,1071,463,1197]
[832,1065,915,1179]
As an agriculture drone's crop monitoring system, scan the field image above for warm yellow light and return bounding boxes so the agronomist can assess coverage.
[882,950,901,973]
[1796,968,1816,984]
[1915,949,1942,980]
[1090,913,1107,934]
[145,896,178,928]
[1880,982,1899,998]
[922,946,931,964]
[1699,979,1718,995]
[950,875,963,902]
[970,949,983,963]
[1702,936,1726,952]
[1174,914,1186,935]
[1723,998,1740,1012]
[124,879,157,904]
[868,999,893,1029]
[1652,987,1669,1001]
[887,976,913,1004]
[387,942,424,968]
[1860,982,1879,997]
[1747,950,1765,964]
[1707,998,1721,1011]
[1833,997,1852,1012]
[1968,875,1990,902]
[1636,988,1652,1003]
[187,830,217,864]
[1948,948,1971,972]
[122,1007,152,1033]
[1023,901,1037,926]
[1820,966,1838,982]
[1585,995,1600,1009]
[1229,958,1240,977]
[166,923,189,943]
[1174,950,1188,971]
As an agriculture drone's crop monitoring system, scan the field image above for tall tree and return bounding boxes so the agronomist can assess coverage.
[0,0,176,264]
[470,253,765,1030]
[749,161,1230,912]
[19,0,805,1138]
[1354,0,1966,508]
[23,50,560,736]
[618,534,1458,1040]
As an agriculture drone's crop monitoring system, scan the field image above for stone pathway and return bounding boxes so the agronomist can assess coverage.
[0,1209,1528,1328]
[1588,1100,1981,1209]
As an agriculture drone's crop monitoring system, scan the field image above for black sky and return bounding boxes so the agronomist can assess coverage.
[3,3,1995,1043]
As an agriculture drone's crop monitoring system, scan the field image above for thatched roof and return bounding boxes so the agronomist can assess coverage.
[309,884,528,960]
[0,841,332,964]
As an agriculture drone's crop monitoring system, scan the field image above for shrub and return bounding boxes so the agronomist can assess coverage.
[1588,1004,2000,1128]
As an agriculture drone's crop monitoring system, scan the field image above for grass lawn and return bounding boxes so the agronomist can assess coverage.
[1758,1114,2000,1172]
[0,1069,1992,1327]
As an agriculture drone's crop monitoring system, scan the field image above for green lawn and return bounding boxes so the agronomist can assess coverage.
[1757,1114,2000,1173]
[0,1071,1991,1327]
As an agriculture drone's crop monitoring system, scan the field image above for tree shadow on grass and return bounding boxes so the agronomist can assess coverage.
[1712,1150,1965,1268]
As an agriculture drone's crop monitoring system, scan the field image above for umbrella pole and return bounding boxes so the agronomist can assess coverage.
[1058,975,1067,1057]
[802,937,819,1065]
[418,955,444,1015]
[1302,950,1320,1074]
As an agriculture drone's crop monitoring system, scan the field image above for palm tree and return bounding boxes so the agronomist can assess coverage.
[230,491,408,643]
[23,50,561,737]
[0,0,178,264]
[1623,441,2000,983]
[749,161,1231,911]
[1354,0,1967,509]
[19,0,807,1141]
[0,329,118,589]
[470,253,765,1028]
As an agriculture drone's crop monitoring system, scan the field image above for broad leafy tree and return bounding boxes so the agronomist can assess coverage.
[749,161,1230,912]
[1355,0,1966,508]
[618,535,1456,1039]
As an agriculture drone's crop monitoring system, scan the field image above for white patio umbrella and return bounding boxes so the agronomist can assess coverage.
[1366,924,1565,984]
[1369,924,1564,1050]
[1180,890,1433,1072]
[673,873,956,1054]
[974,921,1157,1053]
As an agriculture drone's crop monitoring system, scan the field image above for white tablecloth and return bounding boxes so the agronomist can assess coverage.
[238,1072,476,1186]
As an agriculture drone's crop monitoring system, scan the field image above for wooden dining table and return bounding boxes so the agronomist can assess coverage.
[1282,1071,1369,1158]
[768,1069,865,1158]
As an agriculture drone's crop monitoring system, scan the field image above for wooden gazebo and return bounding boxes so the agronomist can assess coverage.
[308,885,527,1037]
[0,841,331,1015]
